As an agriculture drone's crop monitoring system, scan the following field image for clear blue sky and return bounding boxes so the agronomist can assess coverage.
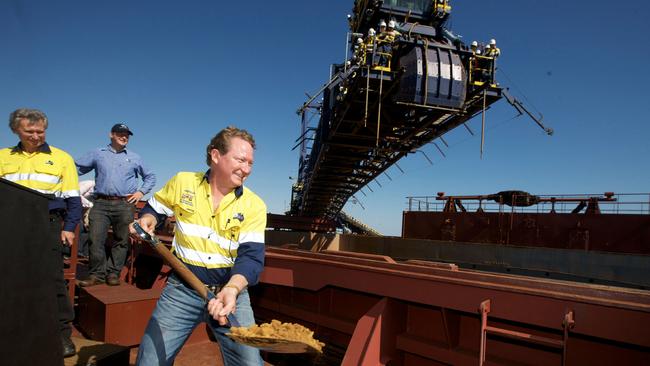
[2,1,649,236]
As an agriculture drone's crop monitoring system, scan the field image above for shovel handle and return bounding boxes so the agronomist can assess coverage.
[133,222,211,300]
[133,222,241,327]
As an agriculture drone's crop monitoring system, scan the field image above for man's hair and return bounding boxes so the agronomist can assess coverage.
[205,126,256,166]
[9,108,48,133]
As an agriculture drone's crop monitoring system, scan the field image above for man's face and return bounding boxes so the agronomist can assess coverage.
[211,137,254,189]
[110,132,130,149]
[15,119,46,152]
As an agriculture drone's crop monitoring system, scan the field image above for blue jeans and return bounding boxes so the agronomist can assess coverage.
[136,274,263,366]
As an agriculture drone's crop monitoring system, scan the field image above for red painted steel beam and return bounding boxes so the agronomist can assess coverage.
[260,248,650,349]
[321,250,396,263]
[341,298,403,366]
[342,299,385,365]
[264,249,648,308]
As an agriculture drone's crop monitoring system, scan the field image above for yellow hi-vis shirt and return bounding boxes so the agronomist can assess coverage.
[145,171,267,285]
[0,143,81,231]
[0,143,79,198]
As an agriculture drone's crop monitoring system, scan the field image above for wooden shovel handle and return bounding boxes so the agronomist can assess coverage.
[151,243,212,301]
[133,222,212,301]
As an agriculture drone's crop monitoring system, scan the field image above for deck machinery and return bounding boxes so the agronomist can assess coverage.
[290,0,503,219]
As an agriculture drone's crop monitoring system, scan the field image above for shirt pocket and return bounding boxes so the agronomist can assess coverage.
[125,159,140,176]
[0,162,20,176]
[223,220,241,242]
[33,162,63,179]
[175,203,195,220]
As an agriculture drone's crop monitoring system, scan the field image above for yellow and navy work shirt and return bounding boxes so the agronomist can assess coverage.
[141,171,267,286]
[486,47,501,58]
[378,30,401,44]
[0,142,82,231]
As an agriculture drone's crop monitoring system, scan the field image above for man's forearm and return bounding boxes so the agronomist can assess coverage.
[225,274,248,293]
[139,203,167,229]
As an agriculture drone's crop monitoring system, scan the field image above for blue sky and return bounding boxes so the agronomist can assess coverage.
[1,1,649,236]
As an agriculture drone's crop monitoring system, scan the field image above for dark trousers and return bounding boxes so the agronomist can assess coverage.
[88,199,135,280]
[49,215,74,338]
[78,224,89,257]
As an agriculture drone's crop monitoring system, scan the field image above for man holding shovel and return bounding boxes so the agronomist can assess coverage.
[131,126,266,366]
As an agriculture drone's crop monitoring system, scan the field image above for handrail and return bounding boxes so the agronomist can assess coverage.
[406,192,650,215]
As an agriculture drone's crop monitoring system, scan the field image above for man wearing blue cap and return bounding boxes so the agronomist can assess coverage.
[76,123,156,286]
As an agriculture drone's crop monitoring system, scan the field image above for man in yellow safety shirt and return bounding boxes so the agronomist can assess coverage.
[132,126,267,366]
[485,38,501,58]
[0,108,81,358]
[385,20,401,42]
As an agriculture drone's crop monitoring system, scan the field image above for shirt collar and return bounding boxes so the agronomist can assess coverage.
[104,144,128,154]
[202,170,244,198]
[12,142,51,154]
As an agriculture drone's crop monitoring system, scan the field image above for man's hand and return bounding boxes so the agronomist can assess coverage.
[207,286,239,325]
[61,230,75,247]
[126,191,144,204]
[129,213,157,240]
[207,275,246,325]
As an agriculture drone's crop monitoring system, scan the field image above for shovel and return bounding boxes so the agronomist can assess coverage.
[132,222,323,354]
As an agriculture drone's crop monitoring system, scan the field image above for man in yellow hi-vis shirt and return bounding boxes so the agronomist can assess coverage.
[132,126,266,366]
[0,108,81,358]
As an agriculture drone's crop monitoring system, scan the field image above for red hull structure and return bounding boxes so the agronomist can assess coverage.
[253,245,650,365]
[402,211,650,254]
[402,192,650,254]
[66,193,650,365]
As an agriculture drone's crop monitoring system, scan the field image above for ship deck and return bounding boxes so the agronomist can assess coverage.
[62,335,224,366]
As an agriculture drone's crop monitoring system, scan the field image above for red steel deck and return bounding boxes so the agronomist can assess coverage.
[253,247,650,365]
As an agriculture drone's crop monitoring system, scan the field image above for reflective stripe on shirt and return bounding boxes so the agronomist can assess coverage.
[3,172,61,185]
[148,196,174,216]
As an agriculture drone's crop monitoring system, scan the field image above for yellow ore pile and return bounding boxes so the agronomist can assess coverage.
[229,319,325,353]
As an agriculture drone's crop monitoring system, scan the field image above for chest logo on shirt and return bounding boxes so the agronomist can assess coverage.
[180,190,195,206]
[45,160,54,165]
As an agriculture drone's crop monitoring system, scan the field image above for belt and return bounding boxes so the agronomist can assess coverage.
[96,194,127,201]
[171,272,224,295]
